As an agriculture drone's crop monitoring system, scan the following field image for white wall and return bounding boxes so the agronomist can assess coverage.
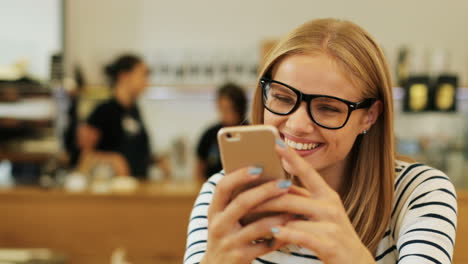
[66,0,468,85]
[66,0,468,181]
[0,0,61,81]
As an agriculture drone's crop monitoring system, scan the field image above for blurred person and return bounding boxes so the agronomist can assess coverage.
[77,54,152,179]
[63,65,86,168]
[184,18,457,264]
[194,83,248,182]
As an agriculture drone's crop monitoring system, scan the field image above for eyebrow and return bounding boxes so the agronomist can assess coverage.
[269,78,360,102]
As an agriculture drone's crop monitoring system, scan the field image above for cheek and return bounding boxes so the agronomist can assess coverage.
[227,111,238,123]
[326,128,359,158]
[263,110,283,126]
[134,74,147,86]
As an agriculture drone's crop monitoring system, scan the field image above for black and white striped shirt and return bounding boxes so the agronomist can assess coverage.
[184,160,457,264]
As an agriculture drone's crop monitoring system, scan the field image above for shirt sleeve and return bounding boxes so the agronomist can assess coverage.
[394,167,457,264]
[184,173,223,264]
[86,103,108,131]
[196,128,211,161]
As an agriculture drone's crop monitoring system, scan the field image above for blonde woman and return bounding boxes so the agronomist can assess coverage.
[184,18,457,264]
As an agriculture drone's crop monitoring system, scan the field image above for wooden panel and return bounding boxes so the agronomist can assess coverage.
[0,186,466,263]
[0,184,199,264]
[454,190,468,264]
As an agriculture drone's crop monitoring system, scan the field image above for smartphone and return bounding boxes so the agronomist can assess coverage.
[218,125,285,225]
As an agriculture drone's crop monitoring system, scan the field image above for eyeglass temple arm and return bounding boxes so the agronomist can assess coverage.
[355,98,377,109]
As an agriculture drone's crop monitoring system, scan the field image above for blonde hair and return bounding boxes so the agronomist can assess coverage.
[251,18,395,254]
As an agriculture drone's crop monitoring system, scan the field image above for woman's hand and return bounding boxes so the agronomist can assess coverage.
[250,141,375,264]
[201,167,293,264]
[77,151,130,176]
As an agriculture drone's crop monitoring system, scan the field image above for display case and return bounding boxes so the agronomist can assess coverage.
[0,81,60,184]
[394,86,468,188]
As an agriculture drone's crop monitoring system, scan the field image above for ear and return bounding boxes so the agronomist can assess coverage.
[363,100,382,131]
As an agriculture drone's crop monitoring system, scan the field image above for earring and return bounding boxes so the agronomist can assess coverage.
[362,130,368,135]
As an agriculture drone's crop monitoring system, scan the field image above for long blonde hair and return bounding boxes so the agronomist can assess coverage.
[251,18,395,254]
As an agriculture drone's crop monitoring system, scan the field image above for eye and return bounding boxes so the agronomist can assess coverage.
[317,105,342,113]
[272,93,296,104]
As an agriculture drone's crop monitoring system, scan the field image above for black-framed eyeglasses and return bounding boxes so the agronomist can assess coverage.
[260,77,377,129]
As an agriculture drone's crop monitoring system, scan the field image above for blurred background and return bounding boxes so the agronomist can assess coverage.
[0,0,467,263]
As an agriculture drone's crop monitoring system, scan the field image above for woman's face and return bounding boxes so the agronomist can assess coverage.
[264,54,372,177]
[124,62,149,96]
[218,96,241,126]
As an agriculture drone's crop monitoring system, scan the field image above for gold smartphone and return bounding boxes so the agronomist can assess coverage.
[218,125,285,225]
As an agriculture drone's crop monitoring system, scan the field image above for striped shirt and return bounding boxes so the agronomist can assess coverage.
[184,160,457,264]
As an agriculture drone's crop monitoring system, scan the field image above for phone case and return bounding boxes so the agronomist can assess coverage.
[218,125,284,179]
[217,125,286,225]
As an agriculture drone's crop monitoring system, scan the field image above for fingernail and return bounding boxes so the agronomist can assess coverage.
[248,166,263,175]
[277,180,291,189]
[271,227,280,234]
[276,138,286,148]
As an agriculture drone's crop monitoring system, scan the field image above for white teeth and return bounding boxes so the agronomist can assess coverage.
[285,138,320,150]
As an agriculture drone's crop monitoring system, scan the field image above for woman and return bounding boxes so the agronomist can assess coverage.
[184,19,457,264]
[77,54,152,179]
[194,82,248,182]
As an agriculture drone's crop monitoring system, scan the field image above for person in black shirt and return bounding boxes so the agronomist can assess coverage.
[77,54,151,179]
[194,83,248,182]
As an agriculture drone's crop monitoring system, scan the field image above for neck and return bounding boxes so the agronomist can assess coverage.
[114,84,133,108]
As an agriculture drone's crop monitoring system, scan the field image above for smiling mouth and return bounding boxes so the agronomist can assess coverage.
[284,138,321,151]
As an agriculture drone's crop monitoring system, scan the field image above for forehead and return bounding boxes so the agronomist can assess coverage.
[270,54,362,101]
[132,62,148,72]
[218,95,233,104]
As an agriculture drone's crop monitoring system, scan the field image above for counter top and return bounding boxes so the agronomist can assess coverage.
[0,181,201,199]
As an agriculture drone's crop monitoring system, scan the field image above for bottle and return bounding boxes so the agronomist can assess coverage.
[428,48,457,112]
[403,46,431,112]
[396,46,409,87]
[403,76,431,112]
[433,75,458,112]
[0,160,14,189]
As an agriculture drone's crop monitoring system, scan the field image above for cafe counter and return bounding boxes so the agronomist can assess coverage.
[0,184,467,264]
[0,182,200,264]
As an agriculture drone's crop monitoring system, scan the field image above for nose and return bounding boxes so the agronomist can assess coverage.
[285,102,315,135]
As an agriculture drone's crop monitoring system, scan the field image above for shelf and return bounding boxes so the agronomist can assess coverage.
[0,82,50,102]
[0,118,53,128]
[0,152,55,163]
[141,85,468,101]
[0,98,55,122]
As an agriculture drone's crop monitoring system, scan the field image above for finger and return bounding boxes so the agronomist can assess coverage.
[220,179,292,227]
[237,215,291,261]
[270,221,332,255]
[235,214,289,243]
[208,166,262,219]
[275,139,332,196]
[241,239,288,263]
[288,185,311,197]
[282,221,367,262]
[249,193,339,221]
